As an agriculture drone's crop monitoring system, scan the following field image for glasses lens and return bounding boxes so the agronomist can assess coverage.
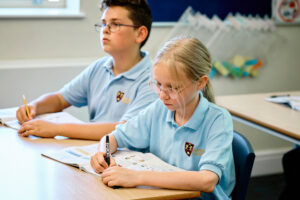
[150,81,180,98]
[109,23,119,32]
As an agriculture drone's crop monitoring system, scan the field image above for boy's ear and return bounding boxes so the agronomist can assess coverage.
[135,25,148,45]
[197,75,208,90]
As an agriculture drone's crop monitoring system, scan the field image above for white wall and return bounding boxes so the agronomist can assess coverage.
[0,0,299,175]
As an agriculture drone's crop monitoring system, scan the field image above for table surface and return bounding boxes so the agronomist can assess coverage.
[0,126,200,200]
[216,91,300,141]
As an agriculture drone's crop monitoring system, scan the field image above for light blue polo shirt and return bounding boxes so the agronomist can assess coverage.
[60,51,157,122]
[113,92,235,200]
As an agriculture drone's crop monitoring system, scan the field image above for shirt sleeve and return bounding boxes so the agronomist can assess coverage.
[120,78,157,122]
[198,110,233,179]
[112,101,157,151]
[59,60,98,107]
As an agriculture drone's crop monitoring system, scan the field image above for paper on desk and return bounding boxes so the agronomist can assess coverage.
[0,107,18,124]
[112,149,184,172]
[42,143,184,178]
[0,107,83,130]
[42,144,100,177]
[265,96,300,111]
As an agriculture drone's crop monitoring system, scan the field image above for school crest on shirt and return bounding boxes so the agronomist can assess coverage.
[184,142,194,157]
[116,91,124,102]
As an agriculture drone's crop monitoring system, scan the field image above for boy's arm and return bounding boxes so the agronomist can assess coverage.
[55,122,125,140]
[33,92,70,115]
[19,120,125,140]
[17,92,70,124]
[136,170,219,193]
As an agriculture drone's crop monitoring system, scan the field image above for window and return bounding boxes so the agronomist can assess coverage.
[0,0,83,18]
[0,0,65,8]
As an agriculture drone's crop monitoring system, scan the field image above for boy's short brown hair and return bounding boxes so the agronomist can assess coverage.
[100,0,152,48]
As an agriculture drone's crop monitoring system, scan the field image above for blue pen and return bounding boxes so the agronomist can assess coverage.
[106,135,110,166]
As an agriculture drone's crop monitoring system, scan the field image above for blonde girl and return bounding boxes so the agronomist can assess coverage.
[91,37,235,200]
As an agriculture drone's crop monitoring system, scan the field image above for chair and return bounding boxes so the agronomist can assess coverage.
[231,131,255,200]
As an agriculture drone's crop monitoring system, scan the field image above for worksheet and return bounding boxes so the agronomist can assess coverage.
[0,107,83,130]
[42,144,184,177]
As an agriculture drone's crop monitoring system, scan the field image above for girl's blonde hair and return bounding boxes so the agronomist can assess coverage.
[154,37,215,103]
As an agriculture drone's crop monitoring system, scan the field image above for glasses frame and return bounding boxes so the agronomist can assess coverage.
[149,80,194,99]
[94,22,140,33]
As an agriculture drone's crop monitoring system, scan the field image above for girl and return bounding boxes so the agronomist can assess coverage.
[91,37,235,200]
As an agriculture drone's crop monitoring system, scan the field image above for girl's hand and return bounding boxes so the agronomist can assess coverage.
[90,152,116,173]
[16,105,36,124]
[102,166,140,188]
[18,119,58,138]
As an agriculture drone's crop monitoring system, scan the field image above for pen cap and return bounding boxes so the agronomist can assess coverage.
[106,135,109,143]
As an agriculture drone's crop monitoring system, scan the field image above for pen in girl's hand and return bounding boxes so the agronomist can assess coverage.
[105,135,110,166]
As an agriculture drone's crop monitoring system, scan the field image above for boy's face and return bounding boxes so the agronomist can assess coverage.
[100,6,139,54]
[153,62,200,113]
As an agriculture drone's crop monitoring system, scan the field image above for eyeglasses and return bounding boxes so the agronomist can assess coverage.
[149,80,193,99]
[94,22,140,33]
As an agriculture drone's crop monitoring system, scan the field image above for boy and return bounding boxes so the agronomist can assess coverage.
[17,0,156,140]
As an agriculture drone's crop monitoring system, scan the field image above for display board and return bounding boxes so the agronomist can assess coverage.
[148,0,272,23]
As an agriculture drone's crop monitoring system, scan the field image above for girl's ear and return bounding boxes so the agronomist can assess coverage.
[197,75,208,90]
[135,25,148,45]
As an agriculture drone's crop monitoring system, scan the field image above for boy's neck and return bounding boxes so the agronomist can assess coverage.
[111,49,142,76]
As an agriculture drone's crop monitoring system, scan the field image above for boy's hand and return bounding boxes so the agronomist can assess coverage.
[90,152,116,173]
[18,119,57,138]
[102,166,139,188]
[16,105,36,124]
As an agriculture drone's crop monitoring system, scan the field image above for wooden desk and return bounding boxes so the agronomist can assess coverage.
[0,126,200,200]
[216,91,300,145]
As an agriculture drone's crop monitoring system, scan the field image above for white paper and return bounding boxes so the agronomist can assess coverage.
[0,107,18,124]
[112,150,183,172]
[42,144,100,176]
[265,96,300,111]
[0,108,83,130]
[42,144,184,178]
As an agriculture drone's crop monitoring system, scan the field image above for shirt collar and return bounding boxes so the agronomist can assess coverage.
[166,91,209,130]
[103,51,151,80]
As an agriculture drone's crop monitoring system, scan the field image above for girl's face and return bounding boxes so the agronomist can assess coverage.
[100,6,139,54]
[153,62,203,112]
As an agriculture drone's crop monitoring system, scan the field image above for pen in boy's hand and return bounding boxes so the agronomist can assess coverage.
[105,135,110,166]
[22,95,30,118]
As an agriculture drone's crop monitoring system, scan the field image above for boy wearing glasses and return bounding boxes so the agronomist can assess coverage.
[17,0,156,140]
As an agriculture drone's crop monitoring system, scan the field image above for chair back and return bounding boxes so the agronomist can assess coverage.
[231,131,255,200]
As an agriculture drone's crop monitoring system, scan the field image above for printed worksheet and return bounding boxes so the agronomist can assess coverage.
[0,107,18,124]
[0,108,83,130]
[42,144,184,177]
[42,144,99,176]
[113,149,183,172]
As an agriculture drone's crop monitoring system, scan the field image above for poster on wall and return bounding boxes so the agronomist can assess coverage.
[272,0,300,24]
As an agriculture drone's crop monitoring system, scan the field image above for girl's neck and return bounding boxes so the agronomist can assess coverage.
[175,94,200,126]
[111,49,142,76]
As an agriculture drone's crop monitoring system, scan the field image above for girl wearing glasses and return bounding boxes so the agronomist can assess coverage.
[17,0,157,140]
[91,37,235,200]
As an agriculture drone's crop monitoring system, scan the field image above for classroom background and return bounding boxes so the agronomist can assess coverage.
[0,0,300,177]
